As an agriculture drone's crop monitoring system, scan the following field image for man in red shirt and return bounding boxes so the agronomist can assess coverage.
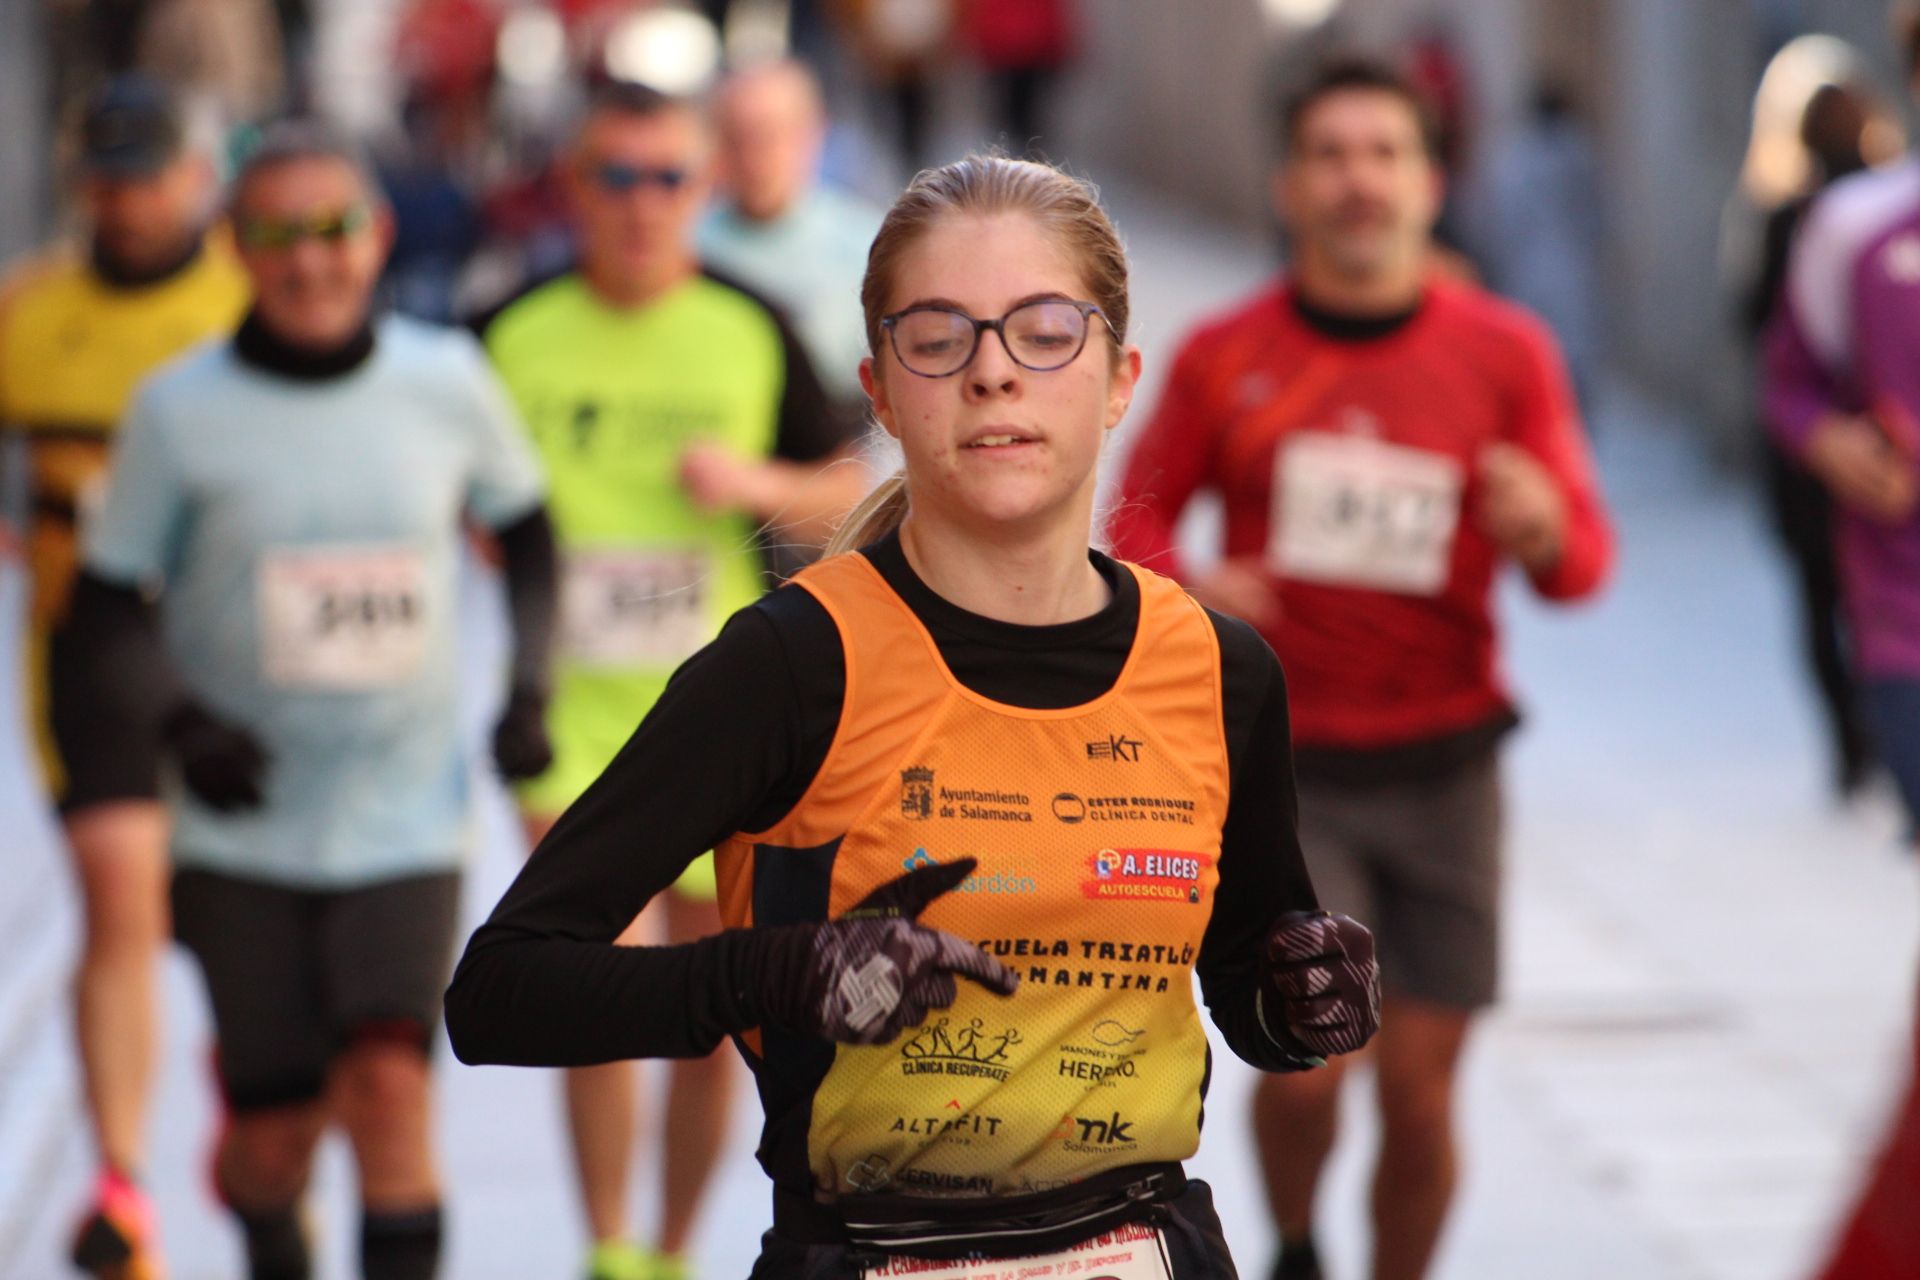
[1111,61,1612,1280]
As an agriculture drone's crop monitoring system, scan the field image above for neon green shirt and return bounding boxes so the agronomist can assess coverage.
[485,269,841,813]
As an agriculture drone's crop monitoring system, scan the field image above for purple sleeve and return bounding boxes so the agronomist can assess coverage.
[1762,301,1844,459]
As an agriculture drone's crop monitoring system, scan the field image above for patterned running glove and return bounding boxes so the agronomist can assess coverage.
[163,701,271,812]
[491,682,554,782]
[751,858,1020,1045]
[1260,909,1381,1059]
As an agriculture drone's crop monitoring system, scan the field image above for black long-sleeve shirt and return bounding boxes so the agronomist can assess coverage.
[447,533,1318,1084]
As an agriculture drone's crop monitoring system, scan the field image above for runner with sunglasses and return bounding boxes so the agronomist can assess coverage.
[476,80,866,1280]
[0,76,249,1280]
[57,122,557,1280]
[447,153,1381,1279]
[1110,62,1613,1280]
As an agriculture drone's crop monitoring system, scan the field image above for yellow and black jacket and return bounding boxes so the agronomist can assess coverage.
[0,237,247,785]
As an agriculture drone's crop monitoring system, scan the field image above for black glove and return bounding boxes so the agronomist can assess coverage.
[751,858,1019,1045]
[163,701,270,812]
[1261,910,1381,1060]
[491,682,553,782]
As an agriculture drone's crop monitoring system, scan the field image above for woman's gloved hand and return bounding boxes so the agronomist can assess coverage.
[1260,909,1381,1060]
[751,858,1019,1044]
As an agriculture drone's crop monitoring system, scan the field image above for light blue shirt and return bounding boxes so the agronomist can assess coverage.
[85,315,545,888]
[698,184,883,404]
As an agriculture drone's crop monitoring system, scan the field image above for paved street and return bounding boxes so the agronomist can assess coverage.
[3,186,1915,1280]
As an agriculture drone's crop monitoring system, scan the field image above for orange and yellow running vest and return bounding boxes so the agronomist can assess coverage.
[716,549,1234,1198]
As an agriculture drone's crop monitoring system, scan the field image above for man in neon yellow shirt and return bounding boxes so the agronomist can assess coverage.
[481,80,866,1280]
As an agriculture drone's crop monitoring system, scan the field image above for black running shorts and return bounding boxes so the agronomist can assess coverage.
[171,866,462,1112]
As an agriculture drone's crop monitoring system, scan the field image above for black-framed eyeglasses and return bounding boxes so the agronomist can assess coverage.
[235,204,371,250]
[879,299,1109,378]
[588,161,690,194]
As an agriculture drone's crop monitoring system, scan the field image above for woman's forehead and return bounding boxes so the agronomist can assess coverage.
[889,211,1089,308]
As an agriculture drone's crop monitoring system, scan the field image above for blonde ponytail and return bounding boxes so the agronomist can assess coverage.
[823,470,909,559]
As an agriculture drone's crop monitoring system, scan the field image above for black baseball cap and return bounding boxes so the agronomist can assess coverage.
[80,76,185,178]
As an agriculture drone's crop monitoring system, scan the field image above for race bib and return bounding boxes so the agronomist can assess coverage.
[859,1222,1171,1280]
[560,549,711,667]
[258,545,429,690]
[1270,432,1464,595]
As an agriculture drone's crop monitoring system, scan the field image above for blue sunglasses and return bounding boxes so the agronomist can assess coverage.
[589,161,690,193]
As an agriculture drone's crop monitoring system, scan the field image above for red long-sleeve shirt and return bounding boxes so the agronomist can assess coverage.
[1110,276,1613,751]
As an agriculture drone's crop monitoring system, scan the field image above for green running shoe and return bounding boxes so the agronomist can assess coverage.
[585,1240,651,1280]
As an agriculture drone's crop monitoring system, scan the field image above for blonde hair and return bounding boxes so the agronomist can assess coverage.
[822,154,1131,559]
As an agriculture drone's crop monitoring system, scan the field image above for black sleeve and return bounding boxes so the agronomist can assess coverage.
[491,505,558,694]
[56,569,192,729]
[1193,609,1323,1073]
[444,586,845,1067]
[768,303,856,463]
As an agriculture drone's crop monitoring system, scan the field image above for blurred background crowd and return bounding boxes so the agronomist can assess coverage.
[2,1,1918,1279]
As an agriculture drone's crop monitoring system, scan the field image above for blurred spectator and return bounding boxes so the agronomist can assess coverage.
[1478,82,1605,408]
[137,0,286,132]
[46,0,285,160]
[960,0,1074,158]
[700,58,882,411]
[378,0,504,321]
[829,0,953,176]
[1764,15,1920,1270]
[1743,74,1895,797]
[378,94,489,323]
[0,75,250,1280]
[1405,27,1477,270]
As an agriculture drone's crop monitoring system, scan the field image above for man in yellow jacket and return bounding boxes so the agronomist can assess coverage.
[0,76,248,1280]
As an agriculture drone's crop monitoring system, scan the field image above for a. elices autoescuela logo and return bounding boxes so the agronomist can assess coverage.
[1082,848,1211,905]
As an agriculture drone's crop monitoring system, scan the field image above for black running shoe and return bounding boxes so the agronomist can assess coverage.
[1271,1238,1324,1280]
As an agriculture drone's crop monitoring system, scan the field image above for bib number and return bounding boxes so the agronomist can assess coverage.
[1269,432,1463,595]
[258,545,429,690]
[560,549,711,667]
[859,1222,1171,1280]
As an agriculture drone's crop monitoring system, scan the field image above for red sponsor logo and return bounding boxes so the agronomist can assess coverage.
[1081,848,1212,904]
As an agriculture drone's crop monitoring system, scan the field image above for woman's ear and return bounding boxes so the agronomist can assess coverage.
[860,356,900,440]
[1105,344,1144,431]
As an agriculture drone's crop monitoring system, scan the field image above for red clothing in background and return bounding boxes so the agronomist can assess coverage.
[1110,275,1612,750]
[963,0,1074,68]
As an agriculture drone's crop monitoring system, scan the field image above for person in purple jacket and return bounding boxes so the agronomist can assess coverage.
[1763,15,1920,1275]
[1764,48,1920,845]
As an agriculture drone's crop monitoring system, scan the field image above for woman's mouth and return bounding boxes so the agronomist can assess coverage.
[964,428,1039,451]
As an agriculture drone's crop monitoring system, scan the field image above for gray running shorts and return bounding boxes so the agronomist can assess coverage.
[1295,753,1503,1010]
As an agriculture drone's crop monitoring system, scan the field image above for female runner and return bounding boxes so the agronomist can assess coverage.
[445,154,1380,1278]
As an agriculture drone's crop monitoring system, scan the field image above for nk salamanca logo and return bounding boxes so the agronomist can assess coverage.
[900,766,934,820]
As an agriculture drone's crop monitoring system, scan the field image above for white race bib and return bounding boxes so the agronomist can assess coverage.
[258,545,429,690]
[859,1222,1171,1280]
[560,549,711,668]
[1270,432,1464,595]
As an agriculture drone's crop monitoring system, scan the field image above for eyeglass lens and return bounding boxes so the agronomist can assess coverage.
[890,301,1092,375]
[237,206,368,249]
